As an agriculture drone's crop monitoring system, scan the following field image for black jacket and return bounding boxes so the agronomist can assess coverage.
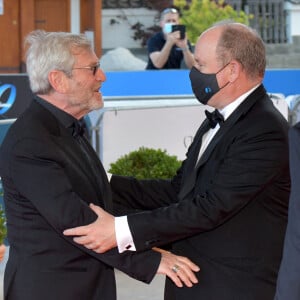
[112,85,290,300]
[0,98,160,300]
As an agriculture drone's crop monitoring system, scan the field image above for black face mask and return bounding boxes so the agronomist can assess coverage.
[189,63,229,105]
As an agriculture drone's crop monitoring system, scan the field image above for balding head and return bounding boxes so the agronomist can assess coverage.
[191,22,266,108]
[205,22,266,79]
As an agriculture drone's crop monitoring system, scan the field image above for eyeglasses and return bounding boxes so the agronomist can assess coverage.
[161,8,179,16]
[72,62,101,76]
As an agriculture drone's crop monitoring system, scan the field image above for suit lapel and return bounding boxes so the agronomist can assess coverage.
[196,85,266,169]
[30,100,112,210]
[56,135,97,183]
[180,84,267,199]
[30,101,110,209]
[56,132,109,204]
[178,119,211,200]
[80,138,112,211]
[183,120,211,174]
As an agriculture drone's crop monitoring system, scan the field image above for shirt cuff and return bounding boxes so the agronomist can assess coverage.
[115,215,136,253]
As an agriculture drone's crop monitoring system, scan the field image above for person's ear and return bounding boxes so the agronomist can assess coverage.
[48,70,69,93]
[227,60,241,82]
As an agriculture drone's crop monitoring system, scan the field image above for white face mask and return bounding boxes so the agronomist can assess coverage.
[163,23,173,34]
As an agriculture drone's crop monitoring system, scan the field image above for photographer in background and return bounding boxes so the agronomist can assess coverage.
[146,7,195,70]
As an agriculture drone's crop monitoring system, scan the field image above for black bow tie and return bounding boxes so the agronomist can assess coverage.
[72,120,86,138]
[205,109,224,129]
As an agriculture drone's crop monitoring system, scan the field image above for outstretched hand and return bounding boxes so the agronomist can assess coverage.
[154,247,200,288]
[63,203,117,253]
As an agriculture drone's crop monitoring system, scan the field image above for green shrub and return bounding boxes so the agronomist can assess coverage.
[108,147,181,179]
[175,0,253,44]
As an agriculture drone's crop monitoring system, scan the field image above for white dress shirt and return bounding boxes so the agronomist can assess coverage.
[115,85,260,253]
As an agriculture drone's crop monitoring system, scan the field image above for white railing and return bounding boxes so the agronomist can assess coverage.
[88,94,289,171]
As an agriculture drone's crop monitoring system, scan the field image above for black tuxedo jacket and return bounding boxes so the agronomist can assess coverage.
[111,85,290,300]
[275,123,300,300]
[0,99,160,300]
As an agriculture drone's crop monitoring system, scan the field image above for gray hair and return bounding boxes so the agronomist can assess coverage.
[25,30,93,94]
[215,22,266,79]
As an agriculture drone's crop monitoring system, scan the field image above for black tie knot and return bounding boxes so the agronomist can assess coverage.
[205,109,224,129]
[72,120,85,138]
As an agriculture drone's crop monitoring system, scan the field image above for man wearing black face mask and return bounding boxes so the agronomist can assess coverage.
[64,21,290,300]
[189,62,230,105]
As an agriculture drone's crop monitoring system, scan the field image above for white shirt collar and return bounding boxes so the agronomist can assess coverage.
[219,84,260,120]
